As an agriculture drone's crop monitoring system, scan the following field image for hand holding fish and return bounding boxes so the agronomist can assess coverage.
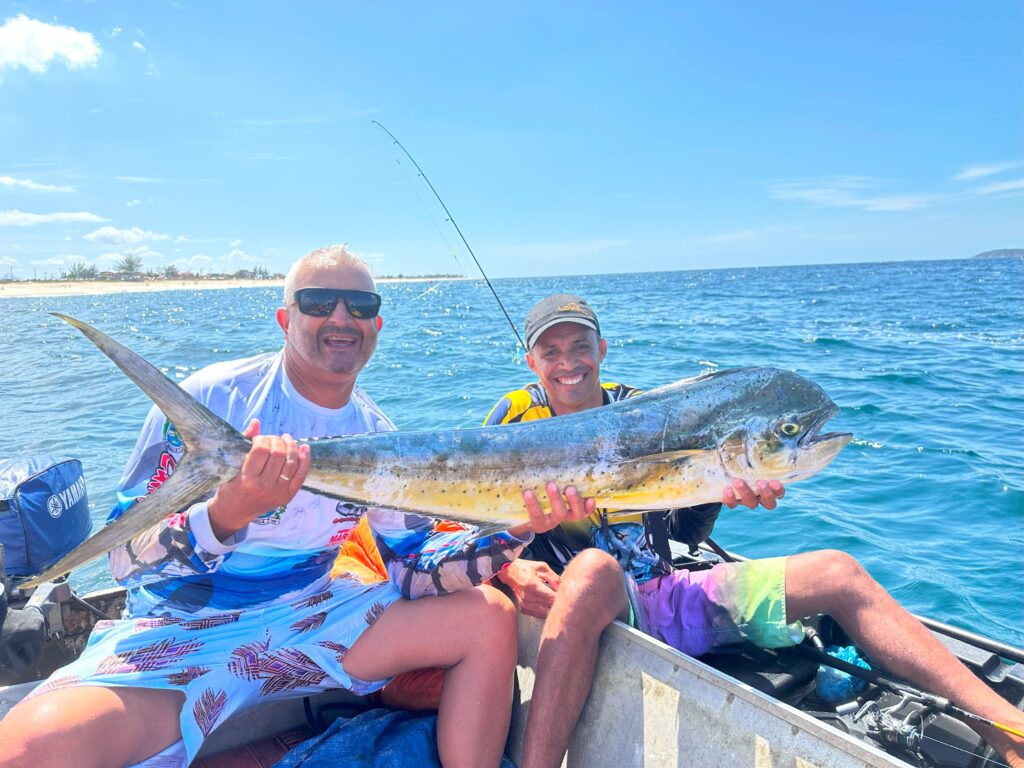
[508,482,595,537]
[207,420,312,541]
[722,478,785,511]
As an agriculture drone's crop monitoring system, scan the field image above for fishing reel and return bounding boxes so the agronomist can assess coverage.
[853,698,926,766]
[851,692,1003,768]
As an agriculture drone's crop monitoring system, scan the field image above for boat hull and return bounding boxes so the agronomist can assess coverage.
[511,615,907,767]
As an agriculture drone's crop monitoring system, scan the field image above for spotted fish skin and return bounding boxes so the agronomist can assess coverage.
[23,314,850,588]
[301,365,850,525]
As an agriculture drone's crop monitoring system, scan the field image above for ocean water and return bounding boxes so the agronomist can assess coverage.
[1,257,1021,646]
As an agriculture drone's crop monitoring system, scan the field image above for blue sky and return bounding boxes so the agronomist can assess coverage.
[1,2,1021,279]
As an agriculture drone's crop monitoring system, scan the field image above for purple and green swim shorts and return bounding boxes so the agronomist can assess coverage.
[634,556,804,657]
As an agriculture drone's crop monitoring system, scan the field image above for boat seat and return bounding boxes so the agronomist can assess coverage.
[702,645,820,702]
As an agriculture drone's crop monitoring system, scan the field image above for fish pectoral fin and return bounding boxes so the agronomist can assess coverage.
[467,521,517,538]
[594,489,664,508]
[621,448,707,467]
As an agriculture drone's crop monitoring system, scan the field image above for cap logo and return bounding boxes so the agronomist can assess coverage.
[559,303,584,312]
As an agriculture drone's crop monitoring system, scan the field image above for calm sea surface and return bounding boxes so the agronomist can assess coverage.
[1,258,1021,646]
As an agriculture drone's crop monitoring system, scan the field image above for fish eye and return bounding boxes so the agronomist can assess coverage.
[780,422,801,437]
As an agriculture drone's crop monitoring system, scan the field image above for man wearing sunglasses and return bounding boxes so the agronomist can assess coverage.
[484,293,1024,768]
[2,247,587,768]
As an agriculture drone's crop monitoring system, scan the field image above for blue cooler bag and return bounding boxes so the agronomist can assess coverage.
[0,456,92,578]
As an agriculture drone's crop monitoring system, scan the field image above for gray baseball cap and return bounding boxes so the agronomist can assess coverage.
[524,293,600,350]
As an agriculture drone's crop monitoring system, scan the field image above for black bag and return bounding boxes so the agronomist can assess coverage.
[0,456,92,578]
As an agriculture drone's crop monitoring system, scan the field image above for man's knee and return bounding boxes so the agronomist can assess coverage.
[558,549,627,622]
[793,549,876,608]
[0,695,75,766]
[477,583,517,626]
[815,549,870,585]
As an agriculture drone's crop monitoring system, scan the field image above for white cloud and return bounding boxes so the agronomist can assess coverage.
[0,175,75,192]
[109,27,122,38]
[0,209,106,226]
[769,176,932,212]
[954,162,1020,181]
[172,254,214,272]
[973,178,1024,195]
[84,225,170,244]
[126,199,140,206]
[31,256,68,266]
[229,239,243,248]
[0,256,18,266]
[223,247,256,263]
[132,41,146,52]
[116,176,164,183]
[0,14,101,75]
[128,245,163,261]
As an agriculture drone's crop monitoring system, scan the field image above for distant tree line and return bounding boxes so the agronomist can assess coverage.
[59,256,281,282]
[376,272,462,279]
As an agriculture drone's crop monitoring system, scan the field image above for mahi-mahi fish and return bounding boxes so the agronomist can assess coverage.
[23,313,851,588]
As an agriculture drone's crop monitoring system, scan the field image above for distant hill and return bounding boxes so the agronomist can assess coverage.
[973,249,1023,259]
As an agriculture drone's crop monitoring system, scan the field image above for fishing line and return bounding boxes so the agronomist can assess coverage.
[387,150,471,279]
[920,735,1011,768]
[372,120,526,350]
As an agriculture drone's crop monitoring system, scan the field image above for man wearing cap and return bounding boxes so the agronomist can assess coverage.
[484,293,1024,768]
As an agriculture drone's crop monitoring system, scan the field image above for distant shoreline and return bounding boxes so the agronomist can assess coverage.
[0,275,468,299]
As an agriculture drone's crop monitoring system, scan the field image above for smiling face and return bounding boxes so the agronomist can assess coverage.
[276,261,380,407]
[526,322,608,415]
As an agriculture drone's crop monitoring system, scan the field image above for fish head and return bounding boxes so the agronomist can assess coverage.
[716,368,851,484]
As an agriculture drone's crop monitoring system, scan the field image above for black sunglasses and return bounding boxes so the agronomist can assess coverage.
[293,288,382,319]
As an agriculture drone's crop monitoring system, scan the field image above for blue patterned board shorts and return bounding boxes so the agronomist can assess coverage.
[28,575,403,767]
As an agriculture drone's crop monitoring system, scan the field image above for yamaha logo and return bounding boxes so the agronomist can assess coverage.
[47,495,64,519]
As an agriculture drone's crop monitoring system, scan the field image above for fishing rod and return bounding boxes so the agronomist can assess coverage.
[795,641,1024,740]
[372,120,526,350]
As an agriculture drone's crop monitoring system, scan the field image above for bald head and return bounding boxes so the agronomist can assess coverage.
[284,245,374,306]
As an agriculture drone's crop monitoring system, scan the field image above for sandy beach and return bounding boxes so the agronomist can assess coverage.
[0,276,461,299]
[0,278,282,299]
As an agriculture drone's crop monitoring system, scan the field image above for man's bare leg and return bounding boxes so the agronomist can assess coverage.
[344,584,518,768]
[516,549,628,768]
[0,685,185,768]
[786,550,1024,766]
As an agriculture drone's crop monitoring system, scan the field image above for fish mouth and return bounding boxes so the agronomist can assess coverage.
[799,408,851,448]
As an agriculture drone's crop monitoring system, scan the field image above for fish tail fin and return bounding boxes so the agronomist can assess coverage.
[21,458,225,589]
[22,314,252,587]
[50,313,248,459]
